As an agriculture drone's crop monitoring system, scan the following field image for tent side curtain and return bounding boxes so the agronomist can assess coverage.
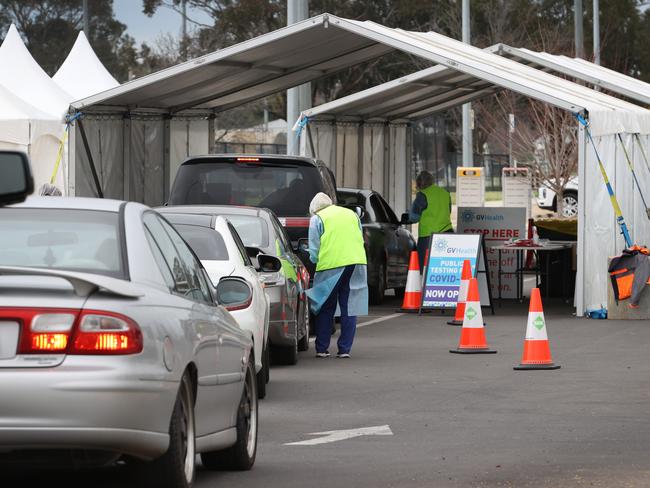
[583,132,650,311]
[300,118,410,216]
[71,113,212,205]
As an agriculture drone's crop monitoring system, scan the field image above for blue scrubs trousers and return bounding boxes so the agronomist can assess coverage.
[315,265,356,355]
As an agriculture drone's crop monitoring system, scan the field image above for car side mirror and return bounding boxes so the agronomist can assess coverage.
[295,238,309,253]
[257,254,282,273]
[216,277,252,312]
[0,151,34,207]
[400,213,410,225]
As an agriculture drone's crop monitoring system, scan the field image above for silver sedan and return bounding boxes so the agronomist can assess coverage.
[0,197,258,488]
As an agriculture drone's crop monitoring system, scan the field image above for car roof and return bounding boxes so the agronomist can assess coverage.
[10,196,127,212]
[337,187,373,197]
[159,205,274,219]
[158,211,214,228]
[179,154,319,168]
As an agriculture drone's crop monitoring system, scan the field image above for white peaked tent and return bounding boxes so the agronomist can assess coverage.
[53,31,119,100]
[0,24,71,192]
[0,24,71,118]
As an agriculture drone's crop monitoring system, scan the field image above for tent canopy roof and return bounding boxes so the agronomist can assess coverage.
[53,31,119,101]
[0,24,71,119]
[493,44,650,106]
[73,14,650,135]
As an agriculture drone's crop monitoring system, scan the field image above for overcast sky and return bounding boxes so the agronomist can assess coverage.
[113,0,212,47]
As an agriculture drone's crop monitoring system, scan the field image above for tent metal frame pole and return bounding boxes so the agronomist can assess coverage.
[76,118,104,198]
[307,123,316,158]
[576,123,586,316]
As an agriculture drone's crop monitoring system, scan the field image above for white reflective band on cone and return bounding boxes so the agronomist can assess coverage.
[463,301,484,328]
[525,311,548,340]
[405,270,421,293]
[458,279,469,302]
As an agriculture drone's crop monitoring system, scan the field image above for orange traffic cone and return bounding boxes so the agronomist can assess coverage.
[398,251,422,313]
[447,259,472,326]
[450,278,497,354]
[514,288,560,370]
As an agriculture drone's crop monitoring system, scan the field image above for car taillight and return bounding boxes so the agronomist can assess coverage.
[17,311,77,354]
[300,267,310,284]
[9,308,143,356]
[282,217,310,228]
[70,312,143,355]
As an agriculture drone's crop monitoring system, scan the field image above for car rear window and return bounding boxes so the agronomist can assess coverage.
[0,208,125,278]
[225,215,269,249]
[169,160,325,217]
[172,224,229,261]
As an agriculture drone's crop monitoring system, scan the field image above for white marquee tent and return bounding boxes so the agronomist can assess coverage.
[66,14,650,314]
[53,31,119,100]
[0,24,72,191]
[492,44,650,106]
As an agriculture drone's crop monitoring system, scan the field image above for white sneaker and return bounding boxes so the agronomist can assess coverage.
[336,352,351,358]
[316,352,330,358]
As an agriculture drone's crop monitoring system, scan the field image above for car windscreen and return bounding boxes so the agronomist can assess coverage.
[225,215,269,249]
[172,224,229,261]
[337,192,365,207]
[0,208,125,278]
[169,161,325,217]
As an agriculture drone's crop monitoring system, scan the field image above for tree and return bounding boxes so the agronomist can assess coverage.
[0,0,137,81]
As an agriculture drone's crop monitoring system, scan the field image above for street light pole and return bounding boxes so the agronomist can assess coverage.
[574,0,585,59]
[461,0,472,166]
[287,0,310,155]
[593,0,600,65]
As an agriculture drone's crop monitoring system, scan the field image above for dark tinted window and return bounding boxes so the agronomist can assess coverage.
[169,160,325,217]
[225,215,269,248]
[172,224,229,261]
[337,191,365,207]
[370,195,389,223]
[0,208,125,278]
[377,194,399,225]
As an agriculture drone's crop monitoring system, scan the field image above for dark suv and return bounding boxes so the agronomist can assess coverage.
[168,154,338,274]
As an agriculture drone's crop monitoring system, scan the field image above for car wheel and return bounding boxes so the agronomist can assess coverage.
[274,325,299,365]
[201,354,258,471]
[369,262,386,305]
[561,192,578,218]
[256,343,268,399]
[298,301,310,352]
[142,373,195,488]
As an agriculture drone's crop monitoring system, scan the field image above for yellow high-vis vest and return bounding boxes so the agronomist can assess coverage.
[418,185,452,237]
[316,205,367,272]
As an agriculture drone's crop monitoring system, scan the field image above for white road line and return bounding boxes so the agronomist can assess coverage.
[358,313,403,328]
[309,312,404,342]
[285,425,393,446]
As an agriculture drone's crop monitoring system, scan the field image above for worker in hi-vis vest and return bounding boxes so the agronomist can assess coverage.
[306,193,368,358]
[408,171,453,270]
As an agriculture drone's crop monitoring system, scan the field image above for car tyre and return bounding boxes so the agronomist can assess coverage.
[369,261,386,305]
[141,373,195,488]
[561,192,578,218]
[201,355,258,471]
[256,343,269,399]
[298,301,310,352]
[274,326,299,365]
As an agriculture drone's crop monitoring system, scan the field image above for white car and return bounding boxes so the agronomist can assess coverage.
[537,177,578,218]
[158,210,275,399]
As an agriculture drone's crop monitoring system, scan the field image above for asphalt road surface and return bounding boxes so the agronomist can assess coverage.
[6,295,650,487]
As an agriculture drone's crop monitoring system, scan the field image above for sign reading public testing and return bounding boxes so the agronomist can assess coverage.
[421,234,481,309]
[457,207,526,299]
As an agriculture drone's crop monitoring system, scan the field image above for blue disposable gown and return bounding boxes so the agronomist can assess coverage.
[306,214,369,316]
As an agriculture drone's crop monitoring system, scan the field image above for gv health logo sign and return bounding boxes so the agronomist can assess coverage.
[422,233,481,309]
